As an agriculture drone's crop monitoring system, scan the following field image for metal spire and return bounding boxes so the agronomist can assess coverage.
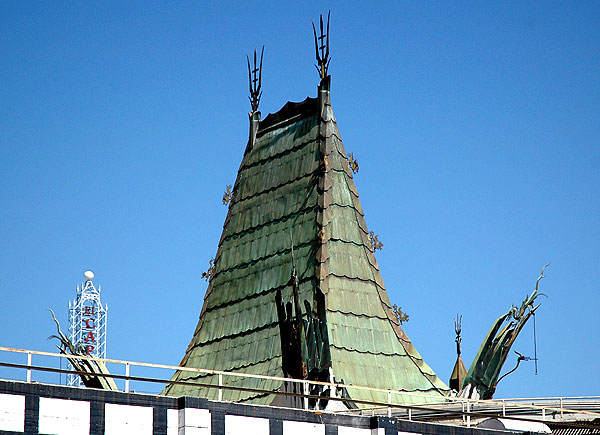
[312,11,331,80]
[246,46,264,112]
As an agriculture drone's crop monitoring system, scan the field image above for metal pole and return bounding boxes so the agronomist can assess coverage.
[387,390,392,417]
[466,400,471,428]
[303,381,309,410]
[26,352,32,383]
[408,409,412,421]
[560,398,564,419]
[218,373,223,402]
[125,363,130,392]
[542,408,546,421]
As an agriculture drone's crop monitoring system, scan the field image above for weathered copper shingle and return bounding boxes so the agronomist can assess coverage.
[163,77,450,406]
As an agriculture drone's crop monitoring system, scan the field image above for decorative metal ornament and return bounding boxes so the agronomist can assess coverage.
[454,314,462,357]
[312,11,331,79]
[247,46,264,112]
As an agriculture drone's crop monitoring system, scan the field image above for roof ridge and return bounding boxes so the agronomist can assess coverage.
[315,89,450,397]
[258,96,318,132]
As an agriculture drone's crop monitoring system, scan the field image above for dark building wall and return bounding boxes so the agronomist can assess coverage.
[0,380,510,435]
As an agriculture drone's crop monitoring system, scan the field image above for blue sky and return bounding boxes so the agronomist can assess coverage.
[1,2,599,398]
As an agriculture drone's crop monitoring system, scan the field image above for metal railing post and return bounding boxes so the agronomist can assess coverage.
[466,400,471,427]
[542,407,546,421]
[26,352,32,383]
[125,362,130,392]
[408,408,412,421]
[218,373,223,402]
[387,390,392,417]
[560,398,564,419]
[303,381,309,410]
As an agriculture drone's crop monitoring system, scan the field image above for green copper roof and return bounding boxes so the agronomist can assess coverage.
[163,81,449,406]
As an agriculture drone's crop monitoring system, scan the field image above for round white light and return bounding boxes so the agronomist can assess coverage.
[84,270,95,281]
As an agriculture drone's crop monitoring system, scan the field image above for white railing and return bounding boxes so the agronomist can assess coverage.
[1,346,599,428]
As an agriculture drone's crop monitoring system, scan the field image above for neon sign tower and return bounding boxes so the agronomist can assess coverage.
[67,270,108,387]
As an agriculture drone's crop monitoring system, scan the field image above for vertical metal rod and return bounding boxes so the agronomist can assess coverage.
[560,398,564,418]
[408,409,412,421]
[218,373,223,402]
[303,381,309,410]
[26,352,32,383]
[533,312,539,375]
[542,408,546,421]
[387,390,392,417]
[125,363,130,392]
[466,401,471,427]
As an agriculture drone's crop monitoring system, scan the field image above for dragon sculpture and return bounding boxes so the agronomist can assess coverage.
[459,264,548,399]
[47,308,118,391]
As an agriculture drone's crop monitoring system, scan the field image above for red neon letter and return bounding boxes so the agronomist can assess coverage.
[86,345,95,355]
[85,331,96,343]
[84,318,95,329]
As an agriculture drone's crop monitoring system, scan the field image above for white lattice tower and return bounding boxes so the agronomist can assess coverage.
[67,271,108,387]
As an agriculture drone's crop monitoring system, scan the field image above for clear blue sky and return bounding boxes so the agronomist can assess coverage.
[1,2,598,398]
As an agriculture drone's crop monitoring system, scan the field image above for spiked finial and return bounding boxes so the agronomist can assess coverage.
[312,11,331,80]
[246,46,264,112]
[454,314,462,357]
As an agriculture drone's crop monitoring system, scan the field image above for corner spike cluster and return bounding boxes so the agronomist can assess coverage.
[246,46,264,112]
[312,11,331,79]
[245,12,332,108]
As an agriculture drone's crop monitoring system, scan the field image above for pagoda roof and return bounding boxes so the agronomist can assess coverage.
[163,78,449,405]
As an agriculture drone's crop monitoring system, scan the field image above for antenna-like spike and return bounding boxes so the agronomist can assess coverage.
[246,54,252,94]
[259,46,264,87]
[312,21,319,62]
[320,14,324,49]
[326,10,330,60]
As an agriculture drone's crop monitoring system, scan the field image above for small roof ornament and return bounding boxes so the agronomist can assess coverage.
[449,314,467,392]
[312,11,331,80]
[454,314,463,357]
[246,46,264,113]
